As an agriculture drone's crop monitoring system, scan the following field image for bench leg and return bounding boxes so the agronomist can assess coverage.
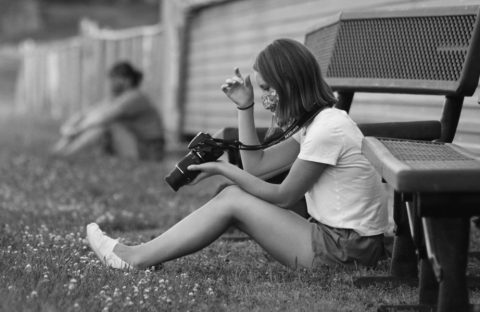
[418,256,438,305]
[422,217,470,312]
[390,193,418,279]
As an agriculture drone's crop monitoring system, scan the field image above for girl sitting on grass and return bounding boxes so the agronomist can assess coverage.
[52,61,164,161]
[86,38,388,269]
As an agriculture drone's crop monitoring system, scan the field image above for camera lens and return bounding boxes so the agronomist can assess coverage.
[164,151,202,191]
[164,167,185,192]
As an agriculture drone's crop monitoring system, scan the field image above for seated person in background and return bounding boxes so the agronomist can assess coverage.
[51,61,164,161]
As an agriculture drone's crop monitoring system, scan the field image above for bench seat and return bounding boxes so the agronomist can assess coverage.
[363,137,480,193]
[362,136,480,311]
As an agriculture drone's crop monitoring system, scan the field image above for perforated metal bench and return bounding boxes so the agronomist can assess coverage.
[362,138,480,312]
[305,3,480,312]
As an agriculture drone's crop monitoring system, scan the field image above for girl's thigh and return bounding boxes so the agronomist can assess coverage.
[108,123,139,159]
[221,186,315,268]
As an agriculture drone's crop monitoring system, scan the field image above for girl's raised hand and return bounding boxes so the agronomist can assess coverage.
[221,67,254,109]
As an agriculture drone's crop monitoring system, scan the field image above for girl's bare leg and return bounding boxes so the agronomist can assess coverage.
[51,136,74,154]
[60,126,106,156]
[60,112,84,136]
[114,185,315,269]
[109,123,139,160]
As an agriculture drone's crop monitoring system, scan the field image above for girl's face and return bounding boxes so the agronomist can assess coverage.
[109,74,132,97]
[254,71,279,113]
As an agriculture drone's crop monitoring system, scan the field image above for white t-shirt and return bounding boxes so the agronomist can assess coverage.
[293,108,388,236]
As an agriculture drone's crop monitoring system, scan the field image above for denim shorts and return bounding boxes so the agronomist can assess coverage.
[310,220,386,268]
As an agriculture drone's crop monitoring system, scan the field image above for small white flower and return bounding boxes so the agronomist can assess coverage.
[125,300,133,306]
[113,288,120,297]
[207,287,214,296]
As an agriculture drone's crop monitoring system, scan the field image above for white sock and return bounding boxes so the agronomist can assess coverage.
[86,223,133,270]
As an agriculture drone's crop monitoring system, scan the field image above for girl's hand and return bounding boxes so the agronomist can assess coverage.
[187,161,226,185]
[221,68,254,108]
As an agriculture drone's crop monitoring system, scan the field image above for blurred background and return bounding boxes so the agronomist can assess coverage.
[0,0,479,153]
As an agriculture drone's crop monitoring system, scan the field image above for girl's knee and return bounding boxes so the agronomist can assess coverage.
[214,185,253,216]
[216,185,245,201]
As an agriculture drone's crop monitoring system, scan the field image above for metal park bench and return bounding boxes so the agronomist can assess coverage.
[305,4,480,312]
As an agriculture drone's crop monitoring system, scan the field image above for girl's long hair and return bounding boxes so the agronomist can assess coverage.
[253,39,337,127]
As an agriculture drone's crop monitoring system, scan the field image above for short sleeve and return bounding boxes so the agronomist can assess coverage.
[297,120,343,166]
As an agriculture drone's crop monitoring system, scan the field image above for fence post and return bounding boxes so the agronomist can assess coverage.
[161,0,185,150]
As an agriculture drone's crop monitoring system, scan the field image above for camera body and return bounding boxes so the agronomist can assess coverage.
[165,132,225,191]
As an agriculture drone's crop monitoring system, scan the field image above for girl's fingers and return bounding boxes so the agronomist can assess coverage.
[234,67,243,80]
[187,164,198,171]
[221,83,229,91]
[231,76,243,84]
[244,75,252,88]
[188,163,210,171]
[226,77,244,85]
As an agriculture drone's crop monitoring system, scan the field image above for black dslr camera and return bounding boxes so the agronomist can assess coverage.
[164,132,225,191]
[165,108,321,192]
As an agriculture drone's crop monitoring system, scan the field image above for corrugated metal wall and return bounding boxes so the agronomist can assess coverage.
[183,0,480,153]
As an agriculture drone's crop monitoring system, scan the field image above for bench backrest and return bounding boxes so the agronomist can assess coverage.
[305,5,480,95]
[304,4,480,142]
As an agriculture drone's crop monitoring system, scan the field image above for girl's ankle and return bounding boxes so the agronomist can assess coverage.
[113,244,136,267]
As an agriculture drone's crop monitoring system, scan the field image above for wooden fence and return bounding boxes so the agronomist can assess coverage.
[15,22,164,118]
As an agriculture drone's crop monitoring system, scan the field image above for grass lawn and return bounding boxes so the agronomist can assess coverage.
[1,114,480,311]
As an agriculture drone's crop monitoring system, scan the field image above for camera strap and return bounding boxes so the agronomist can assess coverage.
[213,107,323,151]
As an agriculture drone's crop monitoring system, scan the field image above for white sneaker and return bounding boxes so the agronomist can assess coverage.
[86,223,133,270]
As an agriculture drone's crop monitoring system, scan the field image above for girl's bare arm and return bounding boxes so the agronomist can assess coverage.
[189,157,326,208]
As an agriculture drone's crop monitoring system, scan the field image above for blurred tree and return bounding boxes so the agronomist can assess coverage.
[0,0,43,39]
